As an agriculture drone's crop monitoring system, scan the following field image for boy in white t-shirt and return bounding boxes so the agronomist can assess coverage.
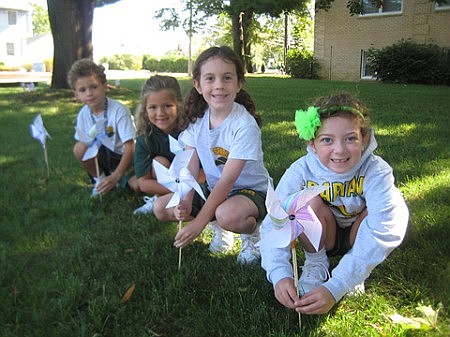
[68,59,139,197]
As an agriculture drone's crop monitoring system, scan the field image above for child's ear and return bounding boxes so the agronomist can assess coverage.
[307,140,316,153]
[194,80,202,95]
[363,132,370,148]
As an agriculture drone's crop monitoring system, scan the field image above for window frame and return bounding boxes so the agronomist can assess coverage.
[435,0,450,10]
[359,0,403,16]
[8,10,18,25]
[360,50,376,80]
[6,43,15,56]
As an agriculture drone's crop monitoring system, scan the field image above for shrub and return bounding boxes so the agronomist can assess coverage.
[368,39,450,85]
[286,49,320,79]
[99,54,142,71]
[142,55,188,73]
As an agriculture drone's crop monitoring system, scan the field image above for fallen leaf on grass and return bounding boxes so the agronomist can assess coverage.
[121,283,136,303]
[388,303,442,330]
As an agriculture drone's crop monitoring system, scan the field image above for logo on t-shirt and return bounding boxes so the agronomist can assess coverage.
[212,147,229,166]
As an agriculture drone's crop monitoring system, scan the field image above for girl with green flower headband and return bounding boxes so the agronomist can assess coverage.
[295,93,370,141]
[260,91,408,317]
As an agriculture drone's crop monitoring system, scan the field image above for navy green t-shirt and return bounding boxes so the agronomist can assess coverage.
[134,126,180,179]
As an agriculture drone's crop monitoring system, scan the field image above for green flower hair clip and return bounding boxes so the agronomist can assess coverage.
[295,106,321,140]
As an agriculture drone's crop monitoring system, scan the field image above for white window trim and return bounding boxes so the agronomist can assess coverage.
[435,1,450,11]
[359,1,403,17]
[360,50,376,80]
[8,10,17,25]
[7,42,15,56]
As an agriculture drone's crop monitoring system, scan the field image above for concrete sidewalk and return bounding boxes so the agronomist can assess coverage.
[0,70,189,85]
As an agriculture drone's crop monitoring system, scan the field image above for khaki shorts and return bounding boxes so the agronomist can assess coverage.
[191,184,267,222]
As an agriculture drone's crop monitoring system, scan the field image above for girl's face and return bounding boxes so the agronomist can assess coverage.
[194,56,242,115]
[308,115,367,174]
[73,75,108,114]
[145,89,178,134]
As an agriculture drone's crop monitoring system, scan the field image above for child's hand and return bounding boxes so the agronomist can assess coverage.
[174,221,204,248]
[174,201,191,221]
[96,173,119,195]
[274,278,300,309]
[295,285,336,315]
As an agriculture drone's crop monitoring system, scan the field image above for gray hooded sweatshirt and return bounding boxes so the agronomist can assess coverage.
[260,129,409,302]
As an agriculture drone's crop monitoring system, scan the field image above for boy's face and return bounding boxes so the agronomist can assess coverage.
[308,115,368,174]
[73,75,107,114]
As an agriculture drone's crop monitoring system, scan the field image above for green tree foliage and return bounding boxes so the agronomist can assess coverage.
[31,4,50,35]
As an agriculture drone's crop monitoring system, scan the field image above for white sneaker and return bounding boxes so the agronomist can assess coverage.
[208,221,235,253]
[91,173,106,197]
[237,225,261,265]
[133,195,156,215]
[298,249,330,295]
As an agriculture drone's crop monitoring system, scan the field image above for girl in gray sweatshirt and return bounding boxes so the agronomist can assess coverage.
[260,92,409,315]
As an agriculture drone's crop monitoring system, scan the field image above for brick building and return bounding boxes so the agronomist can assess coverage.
[314,0,450,81]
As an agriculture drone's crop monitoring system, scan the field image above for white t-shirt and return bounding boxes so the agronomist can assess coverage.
[181,102,269,193]
[74,97,135,155]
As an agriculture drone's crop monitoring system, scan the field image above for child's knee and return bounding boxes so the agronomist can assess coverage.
[73,142,86,161]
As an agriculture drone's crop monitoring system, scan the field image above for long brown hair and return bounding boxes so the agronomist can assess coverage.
[179,46,261,130]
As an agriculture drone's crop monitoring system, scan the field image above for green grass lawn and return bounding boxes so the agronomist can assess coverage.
[0,76,449,336]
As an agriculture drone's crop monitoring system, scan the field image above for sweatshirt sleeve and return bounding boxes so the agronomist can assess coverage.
[323,157,409,302]
[260,161,305,287]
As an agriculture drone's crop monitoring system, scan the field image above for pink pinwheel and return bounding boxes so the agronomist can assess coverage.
[260,179,327,330]
[30,114,51,177]
[261,178,326,252]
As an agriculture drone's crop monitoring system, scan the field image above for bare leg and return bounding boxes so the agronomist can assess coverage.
[73,142,98,177]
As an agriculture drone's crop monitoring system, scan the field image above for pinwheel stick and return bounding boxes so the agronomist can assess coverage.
[43,145,49,178]
[291,241,302,330]
[178,220,183,271]
[94,156,102,202]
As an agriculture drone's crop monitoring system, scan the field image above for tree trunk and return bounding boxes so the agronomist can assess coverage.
[242,11,253,73]
[231,13,244,69]
[47,0,94,89]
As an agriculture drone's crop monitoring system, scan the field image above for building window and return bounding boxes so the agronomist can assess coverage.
[362,0,402,15]
[361,50,375,79]
[8,11,17,25]
[7,43,15,56]
[435,0,450,10]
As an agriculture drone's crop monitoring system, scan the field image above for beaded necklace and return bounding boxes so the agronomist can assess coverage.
[89,97,109,136]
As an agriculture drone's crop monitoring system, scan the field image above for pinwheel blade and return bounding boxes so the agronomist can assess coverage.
[169,134,184,155]
[153,160,178,192]
[169,149,194,177]
[302,219,322,252]
[30,114,51,147]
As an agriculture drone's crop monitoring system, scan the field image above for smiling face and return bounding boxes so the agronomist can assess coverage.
[308,115,367,174]
[194,56,242,116]
[145,89,178,134]
[73,75,108,114]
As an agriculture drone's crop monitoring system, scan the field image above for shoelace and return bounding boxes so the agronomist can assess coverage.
[143,196,155,204]
[300,261,330,281]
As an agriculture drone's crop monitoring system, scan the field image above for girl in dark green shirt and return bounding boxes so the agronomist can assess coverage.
[133,75,182,215]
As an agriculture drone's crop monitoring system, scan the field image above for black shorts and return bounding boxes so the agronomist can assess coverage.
[327,225,352,257]
[91,145,133,188]
[191,185,267,222]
